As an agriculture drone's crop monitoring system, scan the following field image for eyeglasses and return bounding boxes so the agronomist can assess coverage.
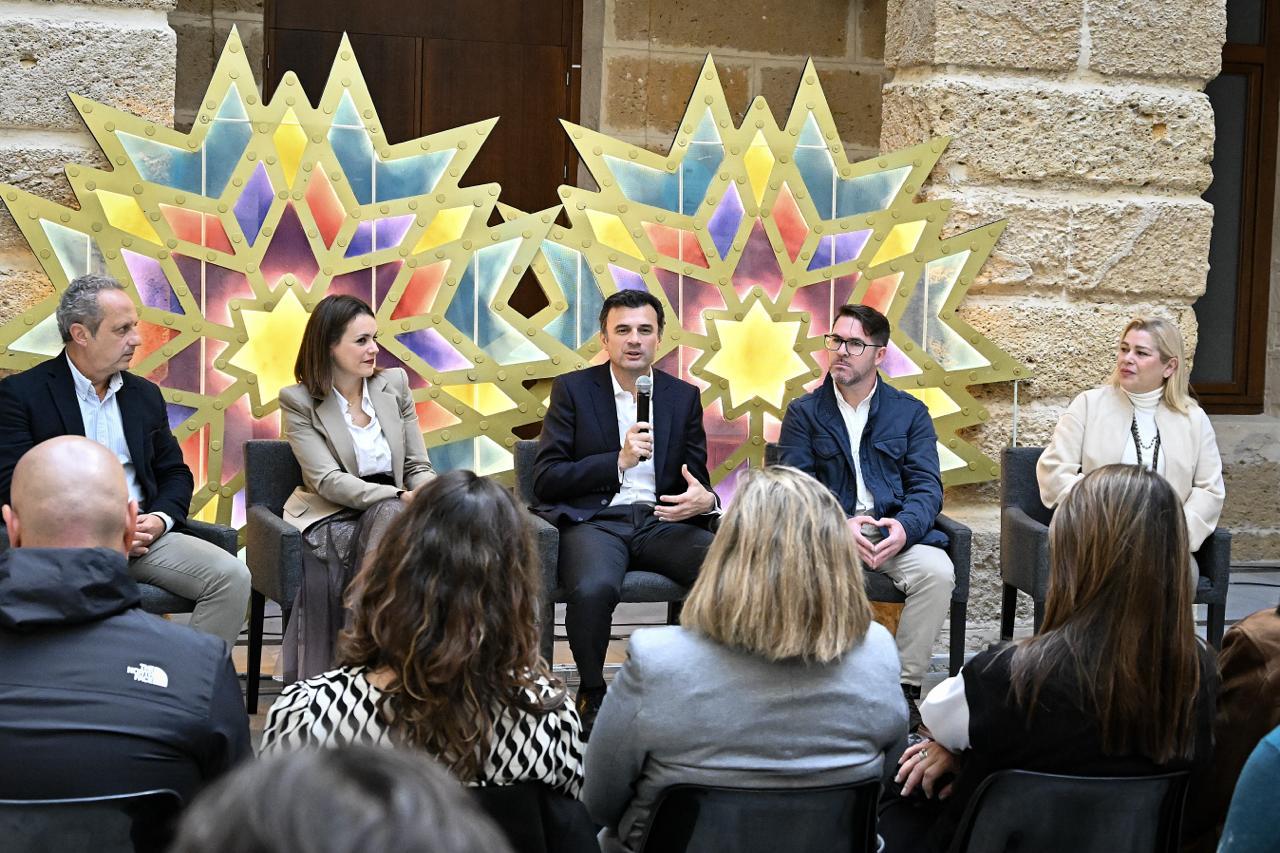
[823,334,881,356]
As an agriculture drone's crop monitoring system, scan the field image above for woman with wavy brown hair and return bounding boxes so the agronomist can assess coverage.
[883,464,1216,851]
[261,469,583,796]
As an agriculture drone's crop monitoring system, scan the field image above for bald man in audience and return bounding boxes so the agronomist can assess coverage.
[0,436,250,802]
[0,274,250,646]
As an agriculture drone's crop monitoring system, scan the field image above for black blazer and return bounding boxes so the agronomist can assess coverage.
[0,352,195,525]
[531,364,713,527]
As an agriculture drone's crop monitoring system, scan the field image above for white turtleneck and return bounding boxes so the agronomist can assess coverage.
[1120,387,1164,472]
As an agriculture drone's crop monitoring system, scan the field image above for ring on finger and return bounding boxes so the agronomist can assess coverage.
[920,749,929,759]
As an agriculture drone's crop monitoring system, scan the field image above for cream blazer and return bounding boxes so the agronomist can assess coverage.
[1036,385,1224,551]
[278,367,435,532]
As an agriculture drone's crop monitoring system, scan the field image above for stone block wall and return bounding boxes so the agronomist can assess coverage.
[1221,131,1280,563]
[168,0,264,132]
[881,0,1229,637]
[594,0,888,161]
[0,0,177,326]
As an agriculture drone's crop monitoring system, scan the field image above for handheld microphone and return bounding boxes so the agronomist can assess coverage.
[635,374,652,462]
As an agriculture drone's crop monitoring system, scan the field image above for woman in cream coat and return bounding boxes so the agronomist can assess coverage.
[279,294,434,680]
[1037,316,1224,555]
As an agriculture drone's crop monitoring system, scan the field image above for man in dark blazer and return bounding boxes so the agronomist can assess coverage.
[532,289,716,735]
[0,274,250,647]
[778,303,953,730]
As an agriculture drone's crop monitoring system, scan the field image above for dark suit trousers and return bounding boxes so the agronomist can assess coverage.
[558,503,713,691]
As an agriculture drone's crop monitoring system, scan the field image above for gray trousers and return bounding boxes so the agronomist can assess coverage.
[130,530,251,647]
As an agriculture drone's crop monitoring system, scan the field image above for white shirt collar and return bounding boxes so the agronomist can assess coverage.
[609,367,654,400]
[834,377,877,414]
[333,378,373,413]
[66,353,122,402]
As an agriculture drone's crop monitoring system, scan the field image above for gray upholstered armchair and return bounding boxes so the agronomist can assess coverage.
[1000,446,1231,647]
[512,440,687,663]
[242,439,305,714]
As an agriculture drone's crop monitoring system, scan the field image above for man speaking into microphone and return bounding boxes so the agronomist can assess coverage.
[532,289,717,736]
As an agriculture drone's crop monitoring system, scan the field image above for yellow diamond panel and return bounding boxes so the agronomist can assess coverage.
[870,219,927,267]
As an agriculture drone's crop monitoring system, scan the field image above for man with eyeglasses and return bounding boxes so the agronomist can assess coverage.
[778,303,953,731]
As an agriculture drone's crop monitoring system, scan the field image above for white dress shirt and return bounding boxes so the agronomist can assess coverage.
[335,379,393,478]
[67,355,172,533]
[609,368,656,506]
[834,379,877,514]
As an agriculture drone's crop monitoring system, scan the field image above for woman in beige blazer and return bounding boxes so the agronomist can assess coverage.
[1037,317,1224,554]
[278,294,434,680]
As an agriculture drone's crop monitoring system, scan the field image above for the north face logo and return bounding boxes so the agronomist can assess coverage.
[126,663,169,688]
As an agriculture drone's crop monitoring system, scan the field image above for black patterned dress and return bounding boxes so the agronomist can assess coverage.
[260,666,584,797]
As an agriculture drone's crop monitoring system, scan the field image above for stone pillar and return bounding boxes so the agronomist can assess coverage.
[169,0,263,132]
[0,0,177,324]
[881,0,1226,635]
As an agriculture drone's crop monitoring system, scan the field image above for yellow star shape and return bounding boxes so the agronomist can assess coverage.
[229,284,312,409]
[703,299,809,412]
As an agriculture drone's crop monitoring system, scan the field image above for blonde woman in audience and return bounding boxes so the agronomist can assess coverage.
[262,470,583,797]
[279,293,435,680]
[583,466,908,853]
[886,465,1217,851]
[1037,316,1224,555]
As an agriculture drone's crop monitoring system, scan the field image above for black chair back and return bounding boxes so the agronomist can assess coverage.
[470,782,598,853]
[0,788,182,853]
[949,770,1191,853]
[245,439,304,515]
[1000,446,1053,527]
[639,779,881,853]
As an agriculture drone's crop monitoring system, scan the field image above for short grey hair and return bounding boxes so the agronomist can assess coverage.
[56,274,127,343]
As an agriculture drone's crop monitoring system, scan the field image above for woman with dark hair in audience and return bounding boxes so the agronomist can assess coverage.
[261,469,583,796]
[884,464,1217,851]
[279,293,435,680]
[1038,317,1224,559]
[171,745,514,853]
[583,466,907,853]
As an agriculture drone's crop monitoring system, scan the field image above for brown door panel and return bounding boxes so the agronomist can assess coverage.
[269,29,421,145]
[422,39,569,213]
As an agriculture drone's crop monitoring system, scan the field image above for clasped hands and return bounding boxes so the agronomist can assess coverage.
[128,512,167,558]
[619,422,715,523]
[848,514,906,569]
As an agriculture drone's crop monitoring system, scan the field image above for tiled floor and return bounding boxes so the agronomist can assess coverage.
[236,567,1280,739]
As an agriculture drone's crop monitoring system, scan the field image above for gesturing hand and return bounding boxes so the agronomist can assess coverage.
[655,465,715,522]
[618,422,653,471]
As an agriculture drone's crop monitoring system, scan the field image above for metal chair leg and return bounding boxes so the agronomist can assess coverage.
[1207,602,1226,650]
[539,600,555,664]
[1000,584,1018,642]
[246,590,265,715]
[949,600,966,676]
[667,599,684,625]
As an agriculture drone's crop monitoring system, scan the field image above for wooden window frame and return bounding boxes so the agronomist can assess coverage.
[1193,8,1280,413]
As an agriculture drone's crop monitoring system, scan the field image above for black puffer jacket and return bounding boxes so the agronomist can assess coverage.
[0,546,250,802]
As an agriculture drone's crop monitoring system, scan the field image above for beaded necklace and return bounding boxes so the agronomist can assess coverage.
[1129,415,1161,470]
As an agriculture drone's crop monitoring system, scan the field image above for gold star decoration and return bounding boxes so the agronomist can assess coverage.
[0,36,1028,529]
